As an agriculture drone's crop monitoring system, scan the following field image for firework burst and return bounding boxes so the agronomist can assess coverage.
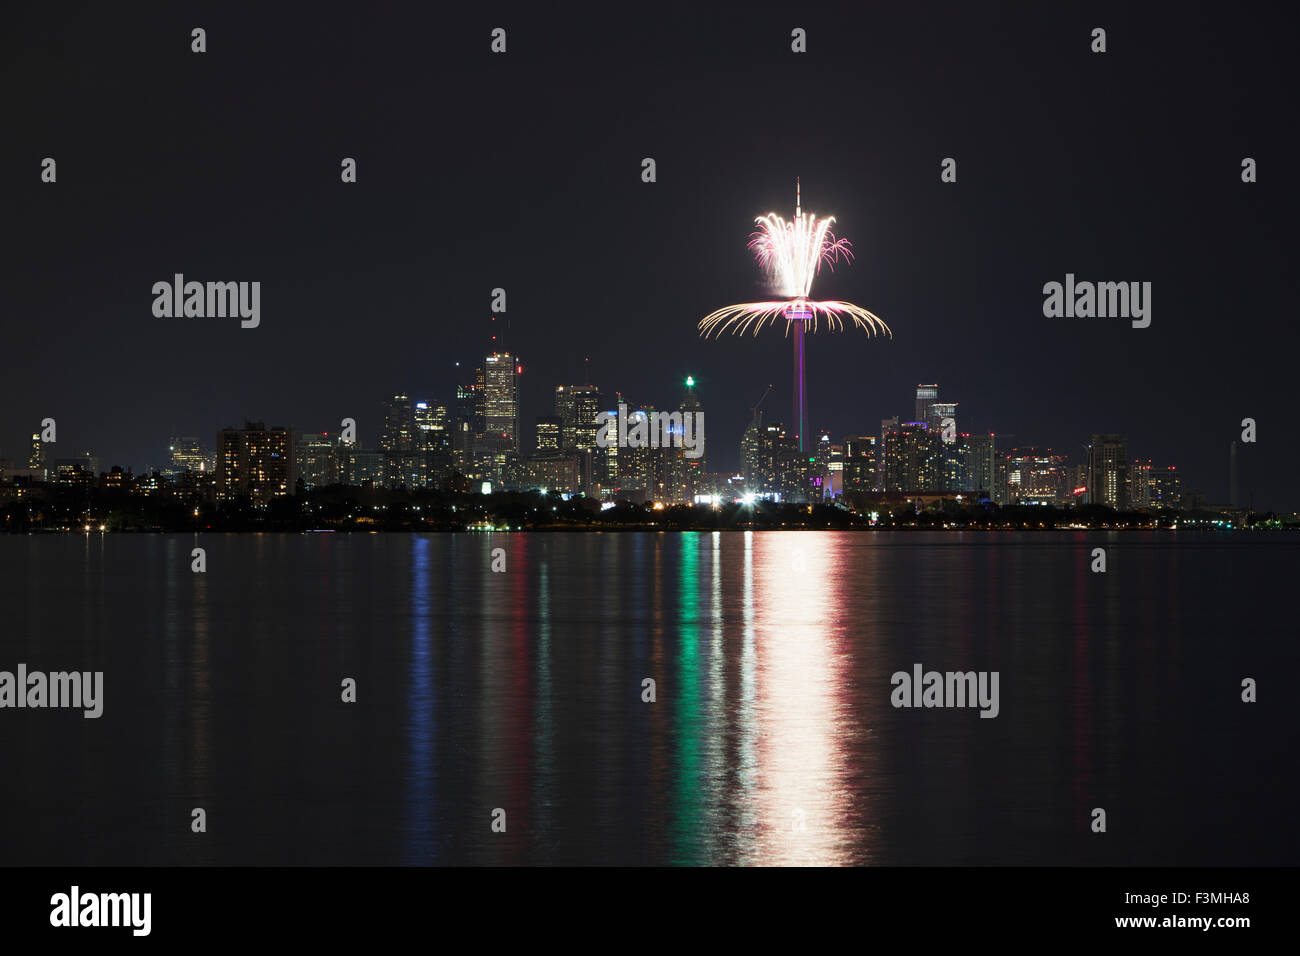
[699,181,891,340]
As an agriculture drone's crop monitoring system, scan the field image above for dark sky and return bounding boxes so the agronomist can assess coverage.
[3,2,1296,506]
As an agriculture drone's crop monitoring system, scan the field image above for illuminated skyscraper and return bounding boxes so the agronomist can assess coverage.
[169,436,211,473]
[295,432,339,490]
[963,433,996,497]
[915,384,939,426]
[1087,434,1129,509]
[842,435,877,492]
[884,422,942,493]
[216,422,295,503]
[28,432,44,478]
[482,353,519,453]
[534,415,562,454]
[381,393,414,487]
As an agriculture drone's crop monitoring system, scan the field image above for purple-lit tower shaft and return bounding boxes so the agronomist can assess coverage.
[791,312,808,453]
[788,178,810,452]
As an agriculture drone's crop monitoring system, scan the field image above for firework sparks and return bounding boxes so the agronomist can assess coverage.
[699,182,891,340]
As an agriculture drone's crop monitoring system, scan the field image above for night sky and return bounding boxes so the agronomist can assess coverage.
[3,2,1295,505]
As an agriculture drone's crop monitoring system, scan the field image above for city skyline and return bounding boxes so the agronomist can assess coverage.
[2,5,1290,507]
[6,367,1234,514]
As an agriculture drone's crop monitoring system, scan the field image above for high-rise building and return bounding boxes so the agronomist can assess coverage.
[884,423,942,493]
[1150,465,1182,509]
[413,402,452,488]
[534,415,562,455]
[928,401,958,439]
[915,385,939,426]
[454,383,484,476]
[295,431,340,490]
[879,416,899,490]
[752,420,804,501]
[1005,447,1068,505]
[663,378,705,503]
[381,393,414,488]
[169,436,211,473]
[28,432,45,477]
[842,435,877,493]
[483,353,519,452]
[216,422,295,503]
[1130,458,1153,509]
[1087,434,1129,509]
[963,433,996,497]
[555,383,602,494]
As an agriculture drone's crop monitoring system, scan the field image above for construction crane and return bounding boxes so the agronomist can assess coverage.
[750,384,773,423]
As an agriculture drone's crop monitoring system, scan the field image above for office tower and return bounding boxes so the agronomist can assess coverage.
[28,432,45,476]
[216,422,295,503]
[963,433,996,497]
[1005,447,1068,505]
[535,415,562,455]
[915,384,939,426]
[664,377,705,503]
[382,393,413,452]
[884,422,942,493]
[411,402,451,488]
[483,353,519,452]
[555,386,577,450]
[1150,465,1182,510]
[381,393,414,488]
[1087,434,1129,509]
[617,404,654,496]
[929,401,958,440]
[1130,458,1153,509]
[454,383,483,475]
[740,416,764,492]
[753,420,803,501]
[879,415,899,490]
[841,435,877,493]
[295,432,340,490]
[569,386,602,453]
[555,384,601,494]
[169,436,211,473]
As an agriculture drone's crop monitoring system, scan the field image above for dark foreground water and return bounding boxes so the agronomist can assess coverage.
[0,531,1296,866]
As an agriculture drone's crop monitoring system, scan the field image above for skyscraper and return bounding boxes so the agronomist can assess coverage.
[879,415,899,490]
[169,436,211,473]
[295,431,339,490]
[381,393,414,487]
[963,433,996,497]
[664,377,704,502]
[28,432,44,478]
[216,422,295,503]
[483,353,519,452]
[1087,434,1129,509]
[1130,458,1153,509]
[413,402,452,488]
[534,415,562,455]
[884,422,942,493]
[454,382,484,476]
[915,384,939,426]
[928,401,957,438]
[842,435,877,493]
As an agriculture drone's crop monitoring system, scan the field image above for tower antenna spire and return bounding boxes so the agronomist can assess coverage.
[795,177,801,218]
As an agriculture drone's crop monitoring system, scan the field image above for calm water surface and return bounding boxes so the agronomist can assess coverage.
[1,531,1295,865]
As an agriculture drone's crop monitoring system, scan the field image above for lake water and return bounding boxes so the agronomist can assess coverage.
[1,531,1295,865]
